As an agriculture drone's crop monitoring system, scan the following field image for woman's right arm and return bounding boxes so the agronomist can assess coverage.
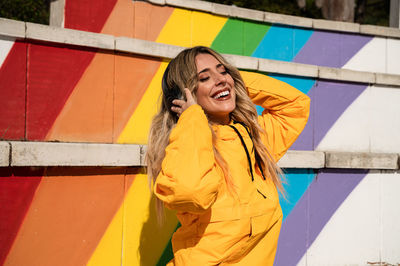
[154,104,222,214]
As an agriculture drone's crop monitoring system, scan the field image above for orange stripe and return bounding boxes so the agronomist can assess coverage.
[113,54,162,141]
[46,51,114,142]
[132,1,174,40]
[4,168,136,266]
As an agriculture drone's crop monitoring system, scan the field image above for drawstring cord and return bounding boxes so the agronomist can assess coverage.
[228,125,255,181]
[228,122,267,181]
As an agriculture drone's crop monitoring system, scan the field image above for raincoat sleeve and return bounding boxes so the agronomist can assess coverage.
[240,71,310,161]
[154,104,222,213]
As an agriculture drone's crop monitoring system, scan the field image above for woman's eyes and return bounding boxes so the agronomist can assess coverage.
[199,70,228,82]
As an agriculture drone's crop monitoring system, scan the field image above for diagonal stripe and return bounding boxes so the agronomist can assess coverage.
[64,0,117,32]
[156,8,227,47]
[293,30,372,68]
[87,171,136,266]
[275,169,367,266]
[117,61,167,144]
[45,52,114,142]
[0,37,15,68]
[120,173,178,266]
[279,169,315,221]
[252,25,313,61]
[211,18,270,56]
[312,80,367,149]
[26,43,96,140]
[4,168,127,266]
[0,41,26,140]
[0,168,43,265]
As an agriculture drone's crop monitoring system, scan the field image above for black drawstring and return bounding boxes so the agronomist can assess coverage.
[229,125,255,181]
[229,122,267,181]
[232,122,267,180]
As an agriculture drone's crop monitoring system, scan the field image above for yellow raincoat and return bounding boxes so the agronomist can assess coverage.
[154,71,310,265]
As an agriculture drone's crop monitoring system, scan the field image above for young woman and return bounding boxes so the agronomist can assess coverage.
[146,46,310,265]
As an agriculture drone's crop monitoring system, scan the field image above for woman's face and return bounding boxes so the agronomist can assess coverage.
[195,53,236,124]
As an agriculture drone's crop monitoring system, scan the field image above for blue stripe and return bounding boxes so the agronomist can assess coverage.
[252,25,313,61]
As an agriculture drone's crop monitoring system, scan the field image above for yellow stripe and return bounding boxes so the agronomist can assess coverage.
[122,174,178,265]
[87,198,124,265]
[156,8,227,47]
[88,174,177,266]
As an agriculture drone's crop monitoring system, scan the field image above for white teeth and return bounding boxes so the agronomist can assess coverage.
[213,90,229,99]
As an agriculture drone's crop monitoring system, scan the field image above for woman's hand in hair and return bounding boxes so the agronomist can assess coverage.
[171,88,196,117]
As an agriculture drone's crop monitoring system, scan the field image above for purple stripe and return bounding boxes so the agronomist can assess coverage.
[275,169,367,266]
[313,80,367,148]
[293,30,372,68]
[290,81,367,150]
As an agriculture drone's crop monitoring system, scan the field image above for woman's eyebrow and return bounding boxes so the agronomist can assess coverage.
[198,64,224,74]
[198,68,209,74]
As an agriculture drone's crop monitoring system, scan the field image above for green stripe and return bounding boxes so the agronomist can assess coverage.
[155,223,181,266]
[211,18,271,56]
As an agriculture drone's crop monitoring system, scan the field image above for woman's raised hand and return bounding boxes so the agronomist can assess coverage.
[171,88,196,117]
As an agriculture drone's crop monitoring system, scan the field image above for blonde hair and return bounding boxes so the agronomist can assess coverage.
[146,46,283,220]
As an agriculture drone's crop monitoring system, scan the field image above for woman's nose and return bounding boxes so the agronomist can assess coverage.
[215,72,227,85]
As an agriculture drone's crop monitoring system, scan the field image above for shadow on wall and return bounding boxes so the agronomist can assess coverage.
[139,192,178,266]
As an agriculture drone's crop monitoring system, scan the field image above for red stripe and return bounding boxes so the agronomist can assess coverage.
[0,168,43,265]
[65,0,118,32]
[26,42,95,140]
[0,41,26,140]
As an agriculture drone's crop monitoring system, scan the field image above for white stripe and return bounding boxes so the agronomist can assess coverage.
[0,37,16,69]
[342,37,386,73]
[316,84,400,153]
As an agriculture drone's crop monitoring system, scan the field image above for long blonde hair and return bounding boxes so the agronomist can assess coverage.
[146,46,283,219]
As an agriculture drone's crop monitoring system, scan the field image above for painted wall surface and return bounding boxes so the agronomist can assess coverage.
[0,0,399,265]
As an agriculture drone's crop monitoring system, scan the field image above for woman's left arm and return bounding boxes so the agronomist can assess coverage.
[240,71,311,161]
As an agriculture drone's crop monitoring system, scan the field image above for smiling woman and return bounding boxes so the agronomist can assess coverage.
[145,46,310,265]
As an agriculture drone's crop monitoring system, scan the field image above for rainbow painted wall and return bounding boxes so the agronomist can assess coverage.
[0,0,399,265]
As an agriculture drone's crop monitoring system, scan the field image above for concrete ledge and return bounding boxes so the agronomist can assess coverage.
[223,54,258,70]
[319,67,375,84]
[212,3,234,17]
[147,0,165,5]
[325,152,399,169]
[0,142,10,167]
[232,6,264,21]
[0,18,25,38]
[278,150,325,168]
[10,142,141,167]
[1,141,399,169]
[26,22,115,50]
[264,12,313,28]
[360,25,400,39]
[259,59,318,78]
[375,73,400,86]
[312,19,360,33]
[115,37,184,59]
[166,0,213,13]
